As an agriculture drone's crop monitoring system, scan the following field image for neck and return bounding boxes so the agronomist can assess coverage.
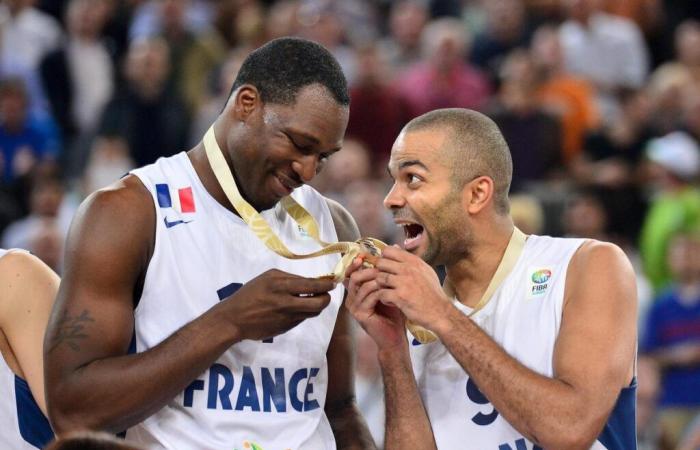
[188,121,241,217]
[445,215,515,308]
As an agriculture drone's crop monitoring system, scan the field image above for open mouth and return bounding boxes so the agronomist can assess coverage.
[399,221,425,251]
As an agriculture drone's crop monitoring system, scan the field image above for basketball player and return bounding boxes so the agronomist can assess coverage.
[45,38,376,449]
[345,109,638,449]
[0,249,58,448]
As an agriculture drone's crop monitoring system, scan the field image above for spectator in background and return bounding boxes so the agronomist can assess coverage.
[559,0,649,120]
[0,0,62,74]
[190,48,246,146]
[264,0,301,41]
[397,18,490,117]
[80,135,134,198]
[39,0,114,180]
[470,0,531,80]
[487,49,561,190]
[311,137,372,202]
[298,2,357,84]
[508,193,545,235]
[531,24,599,164]
[379,0,429,72]
[1,163,72,273]
[141,0,227,113]
[641,230,700,449]
[99,37,189,167]
[0,78,57,184]
[640,131,700,292]
[636,357,673,450]
[346,44,411,169]
[650,20,700,87]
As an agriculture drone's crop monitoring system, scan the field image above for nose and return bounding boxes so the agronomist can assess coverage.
[291,155,319,184]
[383,182,404,210]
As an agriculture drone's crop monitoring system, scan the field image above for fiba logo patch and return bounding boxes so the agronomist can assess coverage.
[528,268,553,298]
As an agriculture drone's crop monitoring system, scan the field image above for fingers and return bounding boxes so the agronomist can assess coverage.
[282,276,335,296]
[379,245,410,262]
[375,271,398,288]
[289,292,332,314]
[373,256,402,275]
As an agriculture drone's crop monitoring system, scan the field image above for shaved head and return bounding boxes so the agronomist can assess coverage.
[403,108,512,214]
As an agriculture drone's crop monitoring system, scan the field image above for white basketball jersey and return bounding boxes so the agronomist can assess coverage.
[0,249,54,449]
[127,153,344,450]
[410,235,636,450]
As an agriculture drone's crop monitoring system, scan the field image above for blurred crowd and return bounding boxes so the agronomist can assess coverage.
[1,0,700,448]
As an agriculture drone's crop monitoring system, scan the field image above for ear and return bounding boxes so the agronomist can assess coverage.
[462,176,495,215]
[228,84,261,122]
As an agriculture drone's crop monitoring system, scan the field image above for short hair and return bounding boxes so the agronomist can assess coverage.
[404,108,513,214]
[229,37,349,106]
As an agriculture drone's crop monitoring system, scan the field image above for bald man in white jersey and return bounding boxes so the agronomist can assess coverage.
[0,249,57,448]
[345,108,638,450]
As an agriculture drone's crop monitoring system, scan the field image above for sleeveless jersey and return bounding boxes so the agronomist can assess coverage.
[409,235,637,450]
[0,249,54,449]
[127,153,344,450]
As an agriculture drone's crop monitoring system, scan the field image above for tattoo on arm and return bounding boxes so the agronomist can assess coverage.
[49,309,95,353]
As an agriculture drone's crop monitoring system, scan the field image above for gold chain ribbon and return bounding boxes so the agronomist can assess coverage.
[203,126,386,283]
[406,227,527,344]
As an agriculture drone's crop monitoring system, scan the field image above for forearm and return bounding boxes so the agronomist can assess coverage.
[47,310,240,434]
[327,400,377,450]
[436,311,602,450]
[379,349,436,450]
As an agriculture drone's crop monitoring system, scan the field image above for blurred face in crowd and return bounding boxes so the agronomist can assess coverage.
[423,20,468,73]
[562,194,607,238]
[125,39,171,95]
[67,0,109,39]
[531,26,563,71]
[0,84,28,132]
[676,21,700,67]
[226,84,348,211]
[160,0,188,31]
[668,234,700,283]
[484,0,524,40]
[390,1,428,49]
[564,0,603,23]
[384,127,471,266]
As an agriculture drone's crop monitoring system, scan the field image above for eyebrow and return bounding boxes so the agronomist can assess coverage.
[286,128,320,145]
[398,159,429,171]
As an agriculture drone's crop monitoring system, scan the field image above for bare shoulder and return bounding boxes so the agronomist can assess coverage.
[324,196,360,243]
[0,251,58,317]
[0,250,56,285]
[61,174,156,293]
[564,239,637,312]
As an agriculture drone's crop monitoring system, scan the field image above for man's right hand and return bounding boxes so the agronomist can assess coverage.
[343,258,407,352]
[215,269,335,341]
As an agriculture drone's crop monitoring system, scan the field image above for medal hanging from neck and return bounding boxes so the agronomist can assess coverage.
[203,125,386,283]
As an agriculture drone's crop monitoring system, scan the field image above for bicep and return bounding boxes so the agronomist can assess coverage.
[45,181,154,381]
[553,242,637,418]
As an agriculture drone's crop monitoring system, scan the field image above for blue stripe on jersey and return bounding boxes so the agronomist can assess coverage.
[597,378,637,450]
[156,184,172,208]
[15,375,53,448]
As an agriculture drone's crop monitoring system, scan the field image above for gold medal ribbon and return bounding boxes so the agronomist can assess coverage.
[407,227,527,344]
[203,126,386,283]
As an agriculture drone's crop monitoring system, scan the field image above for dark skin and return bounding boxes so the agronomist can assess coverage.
[44,83,376,449]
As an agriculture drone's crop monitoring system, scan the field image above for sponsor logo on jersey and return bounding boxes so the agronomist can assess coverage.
[528,267,553,297]
[156,183,196,228]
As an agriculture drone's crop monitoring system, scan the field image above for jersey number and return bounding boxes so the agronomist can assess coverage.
[466,377,499,426]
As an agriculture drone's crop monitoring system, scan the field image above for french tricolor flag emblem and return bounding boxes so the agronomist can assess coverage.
[156,184,196,213]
